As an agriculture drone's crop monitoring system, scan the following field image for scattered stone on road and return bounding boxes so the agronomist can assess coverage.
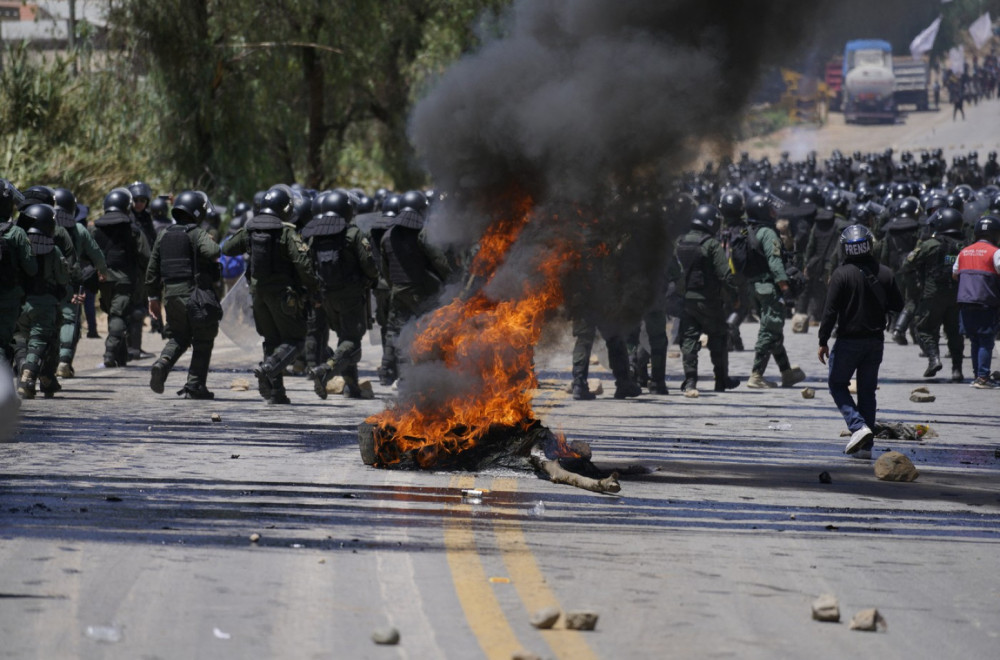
[811,594,840,622]
[818,471,832,484]
[530,606,561,629]
[249,533,260,543]
[801,387,815,399]
[563,611,599,631]
[371,626,400,645]
[849,608,887,632]
[229,378,250,391]
[512,652,542,660]
[356,381,375,400]
[327,376,346,395]
[910,386,935,403]
[874,451,920,482]
[684,389,699,399]
[211,413,221,423]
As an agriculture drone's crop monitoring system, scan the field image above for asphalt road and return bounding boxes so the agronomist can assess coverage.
[3,102,1000,659]
[2,305,998,659]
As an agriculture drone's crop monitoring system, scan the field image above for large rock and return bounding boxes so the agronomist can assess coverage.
[563,611,599,631]
[849,608,887,632]
[371,626,400,645]
[874,451,919,482]
[529,606,561,630]
[811,594,840,622]
[801,387,816,399]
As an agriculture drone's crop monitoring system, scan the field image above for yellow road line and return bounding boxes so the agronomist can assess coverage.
[492,477,600,660]
[444,475,524,659]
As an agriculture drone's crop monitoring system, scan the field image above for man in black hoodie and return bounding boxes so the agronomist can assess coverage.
[818,225,904,459]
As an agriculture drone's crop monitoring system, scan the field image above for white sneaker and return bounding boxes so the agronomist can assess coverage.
[844,425,874,455]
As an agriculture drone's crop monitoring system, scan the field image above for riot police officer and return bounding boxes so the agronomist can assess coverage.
[879,196,922,345]
[220,185,318,404]
[380,190,452,386]
[146,191,222,399]
[16,205,69,398]
[0,180,37,366]
[675,204,740,392]
[305,190,379,399]
[743,194,806,388]
[92,188,150,368]
[901,207,966,381]
[53,187,107,379]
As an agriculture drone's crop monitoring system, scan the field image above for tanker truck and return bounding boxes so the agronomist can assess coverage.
[842,40,897,123]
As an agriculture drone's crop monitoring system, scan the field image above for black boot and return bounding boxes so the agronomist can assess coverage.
[571,378,596,400]
[680,373,697,392]
[150,359,170,394]
[613,379,642,399]
[178,384,215,400]
[923,347,943,377]
[714,376,740,392]
[891,309,910,346]
[38,375,61,398]
[648,348,668,394]
[268,373,290,404]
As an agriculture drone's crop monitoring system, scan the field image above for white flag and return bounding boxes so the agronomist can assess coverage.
[910,16,941,59]
[969,12,992,50]
[948,45,965,74]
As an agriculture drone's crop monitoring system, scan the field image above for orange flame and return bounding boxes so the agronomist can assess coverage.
[367,196,577,467]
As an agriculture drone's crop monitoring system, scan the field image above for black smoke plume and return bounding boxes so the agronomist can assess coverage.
[397,0,909,402]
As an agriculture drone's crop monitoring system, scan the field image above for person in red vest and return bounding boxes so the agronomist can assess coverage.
[953,215,1000,389]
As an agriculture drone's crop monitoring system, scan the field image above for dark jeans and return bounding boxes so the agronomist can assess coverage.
[827,336,884,433]
[959,304,999,379]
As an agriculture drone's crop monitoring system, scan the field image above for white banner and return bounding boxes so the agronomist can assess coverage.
[970,12,993,50]
[948,45,965,74]
[910,15,941,59]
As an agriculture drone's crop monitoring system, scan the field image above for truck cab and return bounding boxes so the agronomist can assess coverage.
[843,40,897,123]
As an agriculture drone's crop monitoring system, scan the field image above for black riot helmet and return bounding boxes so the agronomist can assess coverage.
[849,202,876,228]
[233,201,251,218]
[799,184,822,206]
[104,188,133,213]
[381,193,402,218]
[930,207,964,237]
[259,185,294,221]
[401,190,429,214]
[825,189,850,217]
[21,184,55,206]
[952,184,975,202]
[355,193,374,214]
[840,224,874,260]
[320,189,355,221]
[171,190,208,224]
[691,204,722,234]
[150,196,170,220]
[718,190,744,220]
[944,193,965,213]
[745,193,776,225]
[974,215,1000,245]
[896,196,921,219]
[924,195,947,216]
[20,203,56,235]
[53,187,76,214]
[128,181,152,203]
[989,192,1000,214]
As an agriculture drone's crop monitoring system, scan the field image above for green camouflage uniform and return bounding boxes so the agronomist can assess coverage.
[309,225,379,398]
[748,223,793,378]
[18,246,69,397]
[0,222,38,363]
[900,233,965,377]
[58,223,107,369]
[676,228,738,390]
[146,224,222,396]
[221,221,317,402]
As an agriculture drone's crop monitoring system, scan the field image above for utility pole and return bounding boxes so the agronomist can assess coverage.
[68,0,77,74]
